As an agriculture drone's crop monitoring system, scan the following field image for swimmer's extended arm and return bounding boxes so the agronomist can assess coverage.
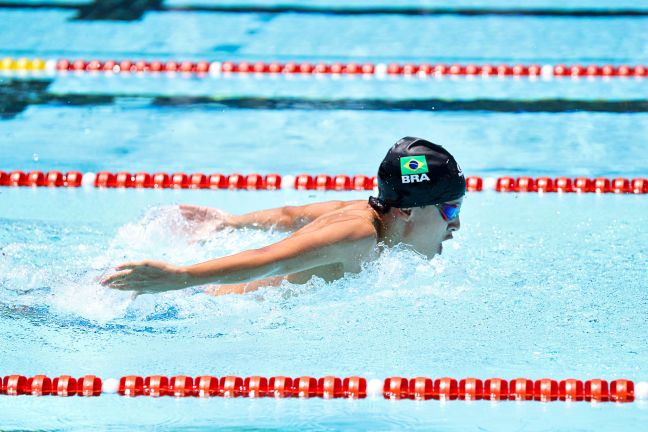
[101,218,376,295]
[229,201,348,230]
[180,201,347,231]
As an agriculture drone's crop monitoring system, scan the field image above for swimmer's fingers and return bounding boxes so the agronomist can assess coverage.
[179,204,210,221]
[179,205,229,227]
[100,269,133,286]
[94,266,116,283]
[101,261,185,294]
[103,278,148,294]
[101,262,159,286]
[179,204,197,219]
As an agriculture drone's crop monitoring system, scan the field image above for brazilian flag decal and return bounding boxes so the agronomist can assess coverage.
[400,155,429,175]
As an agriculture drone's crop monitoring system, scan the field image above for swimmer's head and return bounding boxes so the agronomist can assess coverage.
[370,136,465,257]
[371,136,465,209]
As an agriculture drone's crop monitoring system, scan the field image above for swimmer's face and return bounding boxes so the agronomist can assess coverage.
[401,198,462,258]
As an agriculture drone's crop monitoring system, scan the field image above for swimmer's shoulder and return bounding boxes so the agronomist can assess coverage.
[320,199,375,214]
[312,200,380,240]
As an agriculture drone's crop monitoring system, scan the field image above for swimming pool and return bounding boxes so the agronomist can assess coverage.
[1,0,647,430]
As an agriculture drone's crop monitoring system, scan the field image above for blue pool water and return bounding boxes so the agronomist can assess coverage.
[1,0,647,430]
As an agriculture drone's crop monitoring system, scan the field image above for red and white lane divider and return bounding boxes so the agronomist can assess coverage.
[1,170,647,194]
[3,57,648,79]
[52,60,648,79]
[1,374,646,402]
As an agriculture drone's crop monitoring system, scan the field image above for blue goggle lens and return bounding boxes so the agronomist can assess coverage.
[437,202,461,221]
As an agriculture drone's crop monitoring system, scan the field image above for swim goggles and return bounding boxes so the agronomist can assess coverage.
[435,199,462,222]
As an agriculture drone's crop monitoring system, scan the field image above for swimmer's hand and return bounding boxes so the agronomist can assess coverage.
[179,205,231,231]
[100,261,189,295]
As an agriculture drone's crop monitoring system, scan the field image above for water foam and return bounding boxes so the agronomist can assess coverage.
[2,205,471,329]
[49,206,289,323]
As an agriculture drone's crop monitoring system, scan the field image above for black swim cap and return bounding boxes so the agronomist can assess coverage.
[370,137,465,210]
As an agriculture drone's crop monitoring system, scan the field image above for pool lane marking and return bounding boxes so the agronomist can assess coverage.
[4,79,648,116]
[150,97,648,113]
[150,5,648,18]
[3,86,648,115]
[2,1,648,18]
[0,171,646,194]
[3,78,648,119]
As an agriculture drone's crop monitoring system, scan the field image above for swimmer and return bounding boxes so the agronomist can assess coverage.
[101,137,465,295]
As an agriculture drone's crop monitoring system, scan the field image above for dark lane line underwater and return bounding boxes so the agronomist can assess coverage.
[3,1,648,19]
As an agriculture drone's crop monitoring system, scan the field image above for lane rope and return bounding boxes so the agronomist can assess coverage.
[0,170,646,194]
[1,374,645,401]
[1,57,647,79]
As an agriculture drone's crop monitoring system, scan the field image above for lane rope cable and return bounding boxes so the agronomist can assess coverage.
[1,57,647,79]
[1,374,646,401]
[1,170,647,194]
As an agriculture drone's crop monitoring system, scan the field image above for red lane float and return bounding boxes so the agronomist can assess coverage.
[227,174,245,190]
[27,375,52,396]
[196,376,219,397]
[244,376,267,398]
[560,379,584,401]
[435,377,459,400]
[555,177,573,192]
[459,378,483,400]
[611,379,635,402]
[170,375,195,397]
[318,376,343,399]
[484,378,508,400]
[4,375,29,396]
[52,375,77,396]
[0,171,646,194]
[495,177,516,192]
[516,176,536,192]
[152,172,170,188]
[510,378,534,401]
[269,376,293,398]
[44,59,648,79]
[144,375,169,397]
[534,379,558,402]
[409,377,433,400]
[585,379,610,401]
[134,173,153,188]
[220,376,243,397]
[535,177,554,192]
[384,377,409,400]
[119,376,144,396]
[343,376,367,399]
[574,177,594,193]
[78,375,102,396]
[466,176,483,192]
[0,375,643,402]
[295,376,318,398]
[314,174,332,190]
